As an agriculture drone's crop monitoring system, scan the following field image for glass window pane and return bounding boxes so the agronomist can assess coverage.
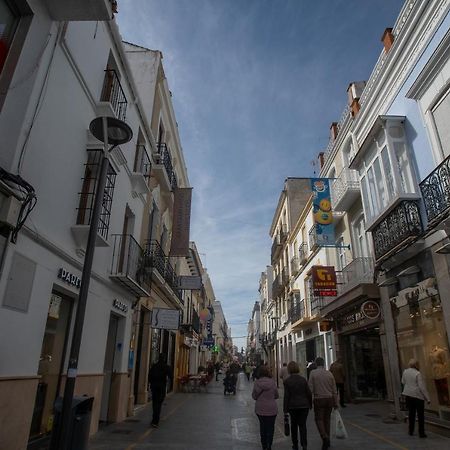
[381,147,396,200]
[373,158,386,208]
[432,89,450,157]
[393,141,414,193]
[361,176,373,223]
[0,0,18,74]
[367,166,380,216]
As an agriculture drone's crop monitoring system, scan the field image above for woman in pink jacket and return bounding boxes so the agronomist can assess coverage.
[252,365,279,450]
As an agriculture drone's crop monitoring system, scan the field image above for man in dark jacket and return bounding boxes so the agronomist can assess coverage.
[148,353,172,427]
[283,361,312,450]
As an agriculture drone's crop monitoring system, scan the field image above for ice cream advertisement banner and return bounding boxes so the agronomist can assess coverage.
[311,178,334,246]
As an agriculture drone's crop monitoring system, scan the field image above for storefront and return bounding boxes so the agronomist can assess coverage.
[392,277,450,421]
[334,300,386,400]
[295,324,328,377]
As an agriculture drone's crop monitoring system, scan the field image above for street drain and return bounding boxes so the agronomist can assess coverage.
[365,413,381,418]
[111,429,133,434]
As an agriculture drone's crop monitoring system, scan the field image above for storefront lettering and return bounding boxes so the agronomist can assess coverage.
[58,268,81,289]
[113,299,128,313]
[361,301,380,319]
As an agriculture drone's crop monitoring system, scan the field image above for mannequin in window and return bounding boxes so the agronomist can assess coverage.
[429,345,450,406]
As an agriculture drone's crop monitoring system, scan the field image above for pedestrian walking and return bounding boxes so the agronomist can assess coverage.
[308,357,338,450]
[280,362,289,383]
[252,365,279,450]
[245,363,252,381]
[401,358,431,438]
[329,358,346,407]
[215,361,221,381]
[148,354,172,428]
[306,361,317,380]
[283,361,312,450]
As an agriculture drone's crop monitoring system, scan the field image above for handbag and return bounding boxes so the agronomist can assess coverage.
[334,409,348,439]
[284,413,290,436]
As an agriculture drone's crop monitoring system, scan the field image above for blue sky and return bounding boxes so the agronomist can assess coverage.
[118,0,404,351]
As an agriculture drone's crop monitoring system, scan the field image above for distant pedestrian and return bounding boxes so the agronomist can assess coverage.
[215,361,221,381]
[330,358,346,407]
[306,361,317,380]
[245,363,252,381]
[252,365,279,450]
[308,357,337,450]
[283,361,312,450]
[280,362,289,383]
[148,354,172,428]
[402,358,430,438]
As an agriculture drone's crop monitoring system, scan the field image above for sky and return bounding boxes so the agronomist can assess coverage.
[117,0,404,351]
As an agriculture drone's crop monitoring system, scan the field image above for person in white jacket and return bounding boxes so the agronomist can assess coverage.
[401,359,431,438]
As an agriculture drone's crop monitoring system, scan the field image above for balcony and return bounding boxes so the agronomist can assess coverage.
[337,257,374,296]
[272,275,282,298]
[271,235,281,264]
[281,267,289,286]
[299,242,308,265]
[331,167,360,212]
[100,69,127,121]
[308,225,320,251]
[372,200,423,261]
[152,143,176,192]
[110,234,150,297]
[291,299,318,330]
[289,302,304,323]
[280,225,288,245]
[44,0,113,21]
[143,240,183,304]
[131,144,151,194]
[290,256,300,275]
[420,155,450,228]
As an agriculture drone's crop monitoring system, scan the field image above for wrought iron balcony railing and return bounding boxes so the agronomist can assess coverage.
[280,225,288,244]
[331,167,360,211]
[291,256,299,275]
[133,144,151,178]
[299,242,308,265]
[272,275,282,298]
[110,234,149,297]
[289,301,304,322]
[420,155,450,226]
[271,235,281,263]
[101,69,127,121]
[281,267,289,286]
[337,257,374,296]
[308,225,320,251]
[372,200,423,261]
[154,143,176,189]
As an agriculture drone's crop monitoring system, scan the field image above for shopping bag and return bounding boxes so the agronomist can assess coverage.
[335,409,348,439]
[399,395,408,411]
[284,413,290,436]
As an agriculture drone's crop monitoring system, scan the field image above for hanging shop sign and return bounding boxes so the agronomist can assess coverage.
[312,265,337,296]
[169,187,193,256]
[361,301,380,320]
[178,276,202,290]
[150,308,180,330]
[310,178,334,246]
[57,268,81,288]
[113,299,128,313]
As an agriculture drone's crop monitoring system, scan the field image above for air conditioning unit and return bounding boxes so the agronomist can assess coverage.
[0,195,21,229]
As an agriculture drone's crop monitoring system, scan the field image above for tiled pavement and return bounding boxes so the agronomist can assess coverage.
[88,373,450,450]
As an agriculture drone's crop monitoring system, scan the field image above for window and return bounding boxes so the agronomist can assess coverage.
[358,119,416,224]
[431,88,450,157]
[352,214,369,258]
[0,0,19,74]
[76,150,117,240]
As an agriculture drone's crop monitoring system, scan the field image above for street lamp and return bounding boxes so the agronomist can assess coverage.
[56,116,132,449]
[271,316,280,387]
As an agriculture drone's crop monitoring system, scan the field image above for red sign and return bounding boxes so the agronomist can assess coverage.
[312,266,337,295]
[361,301,380,319]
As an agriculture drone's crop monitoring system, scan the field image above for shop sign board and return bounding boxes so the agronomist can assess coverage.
[113,299,128,313]
[178,276,202,290]
[57,267,81,289]
[312,266,337,296]
[361,301,380,319]
[150,308,180,330]
[310,178,335,245]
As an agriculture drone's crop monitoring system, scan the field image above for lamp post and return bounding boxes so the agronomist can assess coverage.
[271,316,280,387]
[56,116,132,449]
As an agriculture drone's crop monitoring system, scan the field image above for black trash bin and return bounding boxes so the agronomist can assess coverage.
[49,396,94,450]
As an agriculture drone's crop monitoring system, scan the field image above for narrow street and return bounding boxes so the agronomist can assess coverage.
[88,374,450,450]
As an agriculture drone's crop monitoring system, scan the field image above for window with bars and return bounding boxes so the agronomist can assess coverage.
[76,150,117,240]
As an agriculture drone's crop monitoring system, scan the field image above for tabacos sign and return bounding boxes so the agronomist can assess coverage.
[58,268,81,289]
[312,265,337,296]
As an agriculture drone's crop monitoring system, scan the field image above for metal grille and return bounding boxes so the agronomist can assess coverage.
[134,144,151,178]
[101,69,127,121]
[155,143,176,190]
[419,155,450,226]
[372,200,423,261]
[76,150,116,240]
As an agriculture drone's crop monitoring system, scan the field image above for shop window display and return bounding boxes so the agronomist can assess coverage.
[393,279,450,421]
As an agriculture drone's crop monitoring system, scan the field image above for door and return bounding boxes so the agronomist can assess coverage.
[30,293,72,438]
[100,314,119,422]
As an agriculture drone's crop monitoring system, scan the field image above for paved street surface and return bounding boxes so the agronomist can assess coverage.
[89,373,450,450]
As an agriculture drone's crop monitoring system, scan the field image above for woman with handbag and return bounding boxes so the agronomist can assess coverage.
[283,361,312,450]
[252,365,279,450]
[401,359,431,438]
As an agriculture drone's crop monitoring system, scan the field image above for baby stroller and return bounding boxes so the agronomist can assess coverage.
[223,371,237,395]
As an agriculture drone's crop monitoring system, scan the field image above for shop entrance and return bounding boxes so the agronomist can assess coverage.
[29,292,72,440]
[343,328,386,400]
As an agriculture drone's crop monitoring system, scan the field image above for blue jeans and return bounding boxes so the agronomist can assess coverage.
[257,414,276,449]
